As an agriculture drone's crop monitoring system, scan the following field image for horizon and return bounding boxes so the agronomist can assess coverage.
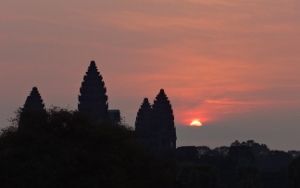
[1,0,300,150]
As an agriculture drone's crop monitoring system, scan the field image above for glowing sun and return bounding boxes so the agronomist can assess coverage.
[190,119,203,127]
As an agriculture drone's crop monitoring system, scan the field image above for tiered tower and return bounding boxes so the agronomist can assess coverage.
[18,87,47,130]
[135,98,152,146]
[78,61,109,122]
[152,89,177,151]
[135,89,177,154]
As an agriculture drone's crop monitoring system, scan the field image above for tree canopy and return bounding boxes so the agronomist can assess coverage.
[0,108,174,188]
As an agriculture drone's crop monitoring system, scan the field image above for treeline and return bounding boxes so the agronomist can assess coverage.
[0,108,175,188]
[0,108,300,188]
[176,140,300,188]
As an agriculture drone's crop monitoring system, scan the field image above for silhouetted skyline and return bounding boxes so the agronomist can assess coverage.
[1,0,300,150]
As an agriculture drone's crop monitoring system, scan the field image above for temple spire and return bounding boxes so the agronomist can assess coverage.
[152,89,174,128]
[152,89,177,150]
[23,87,46,112]
[135,89,177,156]
[18,87,47,130]
[135,98,152,138]
[78,61,109,122]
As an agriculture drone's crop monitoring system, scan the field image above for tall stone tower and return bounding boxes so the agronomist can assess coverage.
[152,89,177,151]
[78,61,109,122]
[18,87,47,130]
[135,89,177,155]
[135,98,152,146]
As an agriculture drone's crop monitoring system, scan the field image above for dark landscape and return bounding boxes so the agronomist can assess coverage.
[0,61,299,188]
[1,1,300,187]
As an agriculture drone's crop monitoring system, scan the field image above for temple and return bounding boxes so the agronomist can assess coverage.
[152,89,177,151]
[78,61,109,122]
[17,61,176,154]
[135,98,153,147]
[135,89,177,155]
[18,87,47,130]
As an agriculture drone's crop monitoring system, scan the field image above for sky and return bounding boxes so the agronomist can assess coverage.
[1,0,300,150]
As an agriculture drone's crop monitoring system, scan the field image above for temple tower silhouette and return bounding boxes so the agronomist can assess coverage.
[135,89,177,155]
[152,89,177,151]
[135,98,153,146]
[78,61,109,122]
[18,87,47,130]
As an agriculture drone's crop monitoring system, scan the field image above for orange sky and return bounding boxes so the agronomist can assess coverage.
[1,0,300,149]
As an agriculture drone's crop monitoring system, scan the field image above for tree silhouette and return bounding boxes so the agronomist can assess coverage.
[289,157,300,188]
[0,108,175,188]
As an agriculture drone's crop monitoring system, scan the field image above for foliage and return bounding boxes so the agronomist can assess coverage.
[289,157,300,188]
[0,108,174,188]
[176,163,217,188]
[176,140,298,188]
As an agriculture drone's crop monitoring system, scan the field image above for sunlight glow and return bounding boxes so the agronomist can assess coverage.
[190,119,203,127]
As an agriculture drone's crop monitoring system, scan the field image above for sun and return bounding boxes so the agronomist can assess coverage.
[190,119,203,127]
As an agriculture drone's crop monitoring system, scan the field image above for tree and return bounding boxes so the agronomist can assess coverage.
[289,157,300,188]
[0,108,175,188]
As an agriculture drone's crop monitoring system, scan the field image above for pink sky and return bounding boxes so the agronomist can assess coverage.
[1,0,300,150]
